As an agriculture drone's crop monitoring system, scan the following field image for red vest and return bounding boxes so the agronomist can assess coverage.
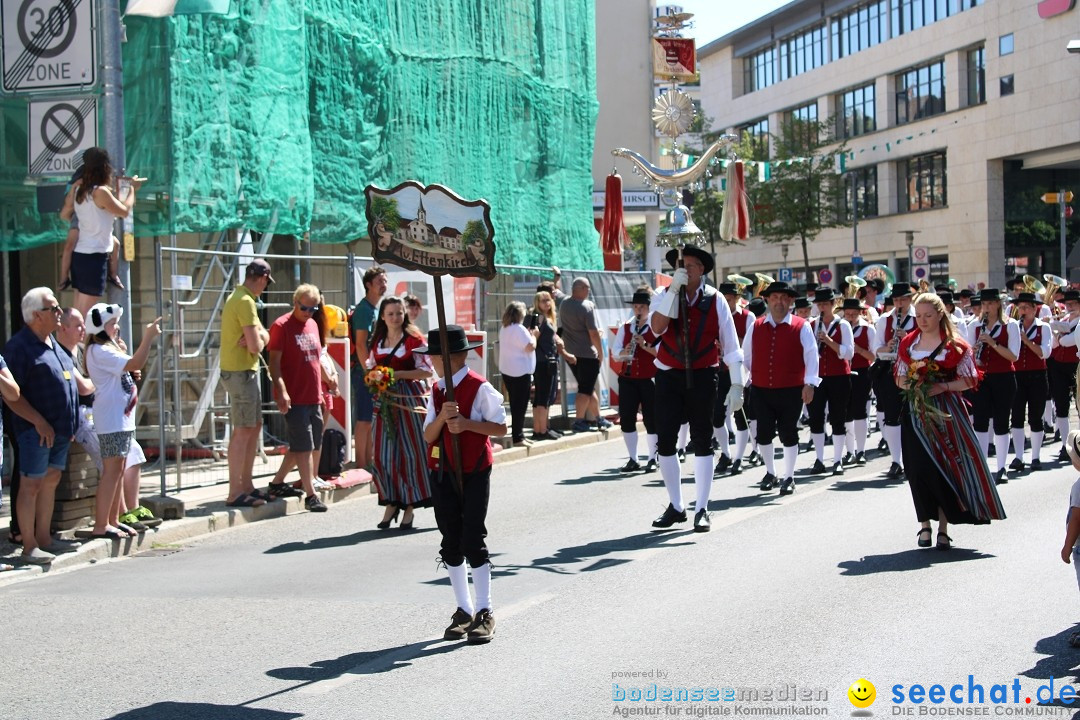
[816,316,851,377]
[619,320,657,380]
[852,324,872,370]
[1016,322,1047,371]
[750,316,807,389]
[974,323,1015,374]
[656,287,721,370]
[733,308,752,342]
[1051,319,1079,363]
[427,370,494,473]
[885,312,914,345]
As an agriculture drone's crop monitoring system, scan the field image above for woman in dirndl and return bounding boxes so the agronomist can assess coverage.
[369,296,434,530]
[895,292,1005,551]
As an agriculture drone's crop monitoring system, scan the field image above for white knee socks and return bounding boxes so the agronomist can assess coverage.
[714,426,730,457]
[883,424,903,463]
[760,442,775,475]
[975,431,990,458]
[993,434,1010,473]
[1011,428,1026,463]
[854,419,868,453]
[623,431,638,462]
[783,444,799,479]
[472,562,492,612]
[833,427,847,464]
[1032,430,1044,461]
[646,433,658,460]
[812,433,825,462]
[734,429,749,461]
[678,424,690,451]
[1058,417,1071,443]
[694,455,713,513]
[658,454,683,511]
[447,563,474,615]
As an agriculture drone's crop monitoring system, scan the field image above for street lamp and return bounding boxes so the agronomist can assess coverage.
[781,243,789,265]
[900,230,920,279]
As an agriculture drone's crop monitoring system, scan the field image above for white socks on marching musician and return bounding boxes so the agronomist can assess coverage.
[884,425,903,463]
[658,454,684,512]
[678,424,690,451]
[714,426,730,458]
[833,430,846,464]
[812,433,826,462]
[694,456,713,514]
[623,431,639,461]
[783,444,799,479]
[646,433,658,460]
[994,434,1010,473]
[734,429,749,461]
[447,562,474,615]
[876,412,885,433]
[1044,405,1055,429]
[846,426,856,456]
[975,431,990,458]
[854,419,869,453]
[1011,429,1027,462]
[1032,431,1044,462]
[760,442,776,475]
[1058,417,1071,443]
[472,562,492,612]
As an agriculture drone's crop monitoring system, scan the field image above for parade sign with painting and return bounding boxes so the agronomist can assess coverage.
[364,181,497,281]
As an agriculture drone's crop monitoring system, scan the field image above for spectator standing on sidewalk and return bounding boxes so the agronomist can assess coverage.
[269,284,329,513]
[351,266,387,470]
[559,277,610,433]
[0,350,22,569]
[498,301,537,447]
[220,259,286,507]
[5,288,80,564]
[526,289,565,440]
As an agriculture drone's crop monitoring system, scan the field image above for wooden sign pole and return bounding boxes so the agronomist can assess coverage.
[433,274,465,497]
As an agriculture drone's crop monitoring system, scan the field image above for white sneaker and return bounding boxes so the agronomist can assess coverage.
[22,547,55,565]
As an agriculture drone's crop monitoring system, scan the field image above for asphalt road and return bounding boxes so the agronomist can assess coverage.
[3,433,1080,720]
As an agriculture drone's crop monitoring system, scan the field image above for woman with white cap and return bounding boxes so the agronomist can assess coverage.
[83,303,161,540]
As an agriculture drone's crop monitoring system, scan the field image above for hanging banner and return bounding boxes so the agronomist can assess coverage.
[652,37,696,80]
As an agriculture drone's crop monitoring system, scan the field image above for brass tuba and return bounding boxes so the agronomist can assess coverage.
[753,272,775,298]
[727,274,753,294]
[845,275,867,299]
[1044,274,1067,306]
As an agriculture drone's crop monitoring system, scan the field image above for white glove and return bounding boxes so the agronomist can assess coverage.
[726,384,744,413]
[655,289,680,319]
[669,268,688,293]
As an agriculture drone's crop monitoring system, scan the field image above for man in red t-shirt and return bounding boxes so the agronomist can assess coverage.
[268,283,328,513]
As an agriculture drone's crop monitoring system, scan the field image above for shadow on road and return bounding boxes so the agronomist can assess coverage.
[106,702,302,720]
[837,547,994,575]
[266,638,463,684]
[1016,625,1080,718]
[828,474,908,492]
[263,527,437,554]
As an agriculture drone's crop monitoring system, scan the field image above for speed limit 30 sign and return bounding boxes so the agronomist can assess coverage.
[1,0,96,93]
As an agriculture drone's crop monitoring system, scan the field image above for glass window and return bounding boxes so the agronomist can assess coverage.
[783,103,819,148]
[843,166,879,219]
[894,59,946,125]
[743,46,776,93]
[966,46,985,106]
[836,84,876,138]
[831,1,888,59]
[999,33,1013,55]
[740,118,770,157]
[1000,74,1014,97]
[890,0,979,37]
[778,24,827,81]
[902,152,947,211]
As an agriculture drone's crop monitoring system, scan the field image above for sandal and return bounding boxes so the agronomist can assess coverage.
[58,279,72,291]
[917,528,932,548]
[226,493,266,508]
[936,532,952,551]
[90,529,127,541]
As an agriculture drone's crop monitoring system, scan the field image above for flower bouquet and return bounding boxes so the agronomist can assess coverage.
[365,365,397,433]
[899,359,951,428]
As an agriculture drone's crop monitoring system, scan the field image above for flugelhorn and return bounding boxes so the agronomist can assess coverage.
[727,274,753,293]
[753,272,774,298]
[845,275,866,299]
[1044,274,1067,305]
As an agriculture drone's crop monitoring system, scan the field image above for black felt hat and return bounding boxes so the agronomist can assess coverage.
[414,325,482,355]
[665,245,715,275]
[813,287,838,303]
[1012,292,1041,305]
[717,282,739,296]
[979,288,1004,302]
[794,297,811,309]
[761,281,798,298]
[840,298,865,311]
[625,290,653,305]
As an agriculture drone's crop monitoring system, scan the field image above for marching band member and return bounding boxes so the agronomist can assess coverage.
[807,287,853,476]
[713,283,754,475]
[843,297,876,465]
[612,288,659,473]
[1009,292,1051,472]
[863,278,885,315]
[957,289,974,316]
[872,281,917,479]
[1049,290,1080,459]
[971,288,1020,484]
[649,246,744,532]
[742,281,819,496]
[793,296,812,320]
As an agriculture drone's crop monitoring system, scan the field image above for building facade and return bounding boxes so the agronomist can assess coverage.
[698,0,1080,290]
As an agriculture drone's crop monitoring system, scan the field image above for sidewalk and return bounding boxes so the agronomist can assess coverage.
[0,419,621,586]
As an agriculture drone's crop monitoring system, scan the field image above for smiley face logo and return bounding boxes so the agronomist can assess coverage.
[848,679,876,708]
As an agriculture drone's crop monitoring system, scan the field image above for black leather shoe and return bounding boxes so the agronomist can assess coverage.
[714,454,732,475]
[693,509,711,532]
[810,459,827,475]
[842,452,854,466]
[886,462,904,479]
[1009,458,1025,472]
[1059,447,1070,463]
[779,477,795,495]
[855,451,867,465]
[1031,459,1043,471]
[994,468,1008,485]
[645,457,658,472]
[877,438,888,452]
[832,462,845,476]
[746,451,762,467]
[917,528,932,548]
[729,459,743,475]
[620,459,642,473]
[652,503,687,528]
[758,473,777,491]
[677,449,686,463]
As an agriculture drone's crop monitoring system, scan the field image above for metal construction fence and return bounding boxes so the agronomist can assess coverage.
[141,242,657,497]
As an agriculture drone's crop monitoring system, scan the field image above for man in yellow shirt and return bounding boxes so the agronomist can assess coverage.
[220,259,282,506]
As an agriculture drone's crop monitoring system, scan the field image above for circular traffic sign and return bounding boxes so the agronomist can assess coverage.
[40,102,84,154]
[914,265,929,279]
[818,268,833,284]
[17,0,77,60]
[913,246,928,263]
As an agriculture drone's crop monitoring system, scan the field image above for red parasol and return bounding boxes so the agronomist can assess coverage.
[601,172,629,254]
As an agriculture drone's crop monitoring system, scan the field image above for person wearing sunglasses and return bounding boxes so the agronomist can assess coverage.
[268,284,329,513]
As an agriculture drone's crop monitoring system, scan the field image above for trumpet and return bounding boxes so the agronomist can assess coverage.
[845,274,866,299]
[753,272,774,298]
[727,274,753,294]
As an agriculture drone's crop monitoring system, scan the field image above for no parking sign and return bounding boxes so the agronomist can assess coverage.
[818,268,833,285]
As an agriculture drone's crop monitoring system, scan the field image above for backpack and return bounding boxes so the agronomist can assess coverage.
[318,428,346,478]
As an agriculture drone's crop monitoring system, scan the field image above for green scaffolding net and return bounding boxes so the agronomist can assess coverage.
[0,0,601,269]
